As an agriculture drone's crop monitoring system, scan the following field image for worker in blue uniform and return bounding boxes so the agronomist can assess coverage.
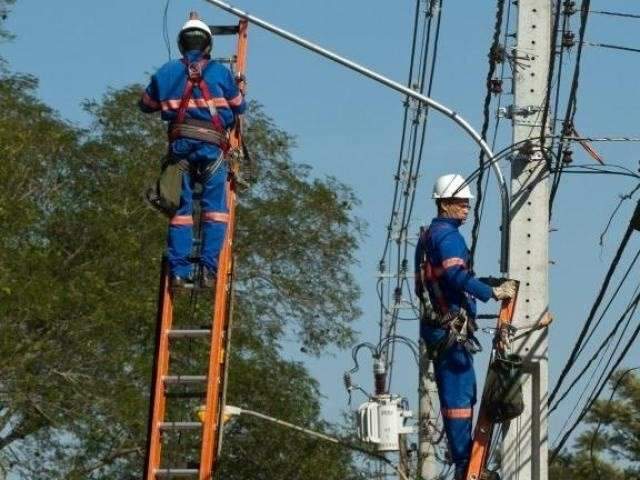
[414,173,516,479]
[139,11,246,289]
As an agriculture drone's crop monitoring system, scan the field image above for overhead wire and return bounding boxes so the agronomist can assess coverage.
[550,267,640,412]
[550,288,640,461]
[163,0,172,61]
[549,0,592,217]
[589,10,640,20]
[549,209,637,406]
[469,0,508,267]
[588,366,640,477]
[379,0,445,392]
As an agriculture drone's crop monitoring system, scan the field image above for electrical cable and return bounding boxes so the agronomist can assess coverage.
[549,0,592,217]
[550,272,640,412]
[163,0,172,61]
[470,0,507,267]
[588,366,640,478]
[590,10,640,20]
[550,289,640,461]
[584,41,640,54]
[549,200,636,406]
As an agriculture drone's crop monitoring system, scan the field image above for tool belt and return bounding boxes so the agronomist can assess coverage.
[422,305,482,360]
[484,353,525,423]
[169,118,229,150]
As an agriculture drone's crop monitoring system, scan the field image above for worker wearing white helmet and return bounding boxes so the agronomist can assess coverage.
[415,173,516,479]
[140,12,246,290]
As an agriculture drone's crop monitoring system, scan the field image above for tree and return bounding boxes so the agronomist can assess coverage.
[549,370,640,480]
[0,64,364,477]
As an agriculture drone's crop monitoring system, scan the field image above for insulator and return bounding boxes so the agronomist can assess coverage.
[562,148,573,164]
[379,259,385,273]
[489,78,503,94]
[562,31,576,49]
[401,259,408,273]
[562,0,577,16]
[373,357,387,395]
[343,372,353,391]
[394,287,402,304]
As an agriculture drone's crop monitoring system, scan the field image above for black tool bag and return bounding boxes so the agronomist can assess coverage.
[145,156,189,218]
[484,353,525,423]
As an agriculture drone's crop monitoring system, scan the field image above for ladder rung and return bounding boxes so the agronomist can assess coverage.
[159,422,202,431]
[163,375,207,384]
[209,25,240,35]
[155,469,199,478]
[165,390,206,399]
[167,329,211,339]
[212,57,234,64]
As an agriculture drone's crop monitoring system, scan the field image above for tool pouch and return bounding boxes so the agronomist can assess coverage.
[484,353,525,423]
[145,155,189,218]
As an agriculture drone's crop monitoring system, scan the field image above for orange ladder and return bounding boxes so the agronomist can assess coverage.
[465,281,519,480]
[143,20,248,480]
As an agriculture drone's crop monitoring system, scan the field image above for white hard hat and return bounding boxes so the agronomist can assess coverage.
[432,174,474,199]
[178,12,213,55]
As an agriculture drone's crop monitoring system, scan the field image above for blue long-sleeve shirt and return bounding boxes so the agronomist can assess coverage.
[139,50,246,129]
[415,217,493,318]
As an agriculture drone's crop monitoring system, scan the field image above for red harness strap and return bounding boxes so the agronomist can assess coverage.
[172,57,228,151]
[420,228,450,315]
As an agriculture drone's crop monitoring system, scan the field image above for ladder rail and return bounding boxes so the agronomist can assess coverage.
[144,260,175,480]
[465,284,519,480]
[198,19,248,480]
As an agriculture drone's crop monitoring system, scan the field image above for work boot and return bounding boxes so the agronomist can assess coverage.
[201,267,217,289]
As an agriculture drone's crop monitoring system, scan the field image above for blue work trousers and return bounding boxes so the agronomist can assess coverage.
[167,139,229,278]
[422,324,477,476]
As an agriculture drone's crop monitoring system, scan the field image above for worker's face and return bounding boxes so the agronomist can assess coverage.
[439,198,471,223]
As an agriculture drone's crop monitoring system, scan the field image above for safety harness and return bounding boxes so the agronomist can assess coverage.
[418,227,482,358]
[168,56,229,152]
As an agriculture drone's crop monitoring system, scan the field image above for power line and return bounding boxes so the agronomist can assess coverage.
[470,0,509,267]
[550,289,640,462]
[549,262,640,412]
[549,0,592,217]
[590,10,640,20]
[584,41,640,54]
[163,0,172,60]
[549,201,639,407]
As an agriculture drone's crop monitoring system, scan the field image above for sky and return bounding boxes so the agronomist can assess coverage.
[4,0,640,468]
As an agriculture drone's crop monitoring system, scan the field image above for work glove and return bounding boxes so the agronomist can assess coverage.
[492,279,517,300]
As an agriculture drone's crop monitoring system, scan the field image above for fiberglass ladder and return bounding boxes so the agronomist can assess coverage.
[143,20,248,480]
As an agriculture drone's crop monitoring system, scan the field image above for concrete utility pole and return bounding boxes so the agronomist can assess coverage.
[418,341,439,479]
[502,1,551,479]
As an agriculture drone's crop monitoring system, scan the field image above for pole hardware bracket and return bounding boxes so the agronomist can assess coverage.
[498,104,542,119]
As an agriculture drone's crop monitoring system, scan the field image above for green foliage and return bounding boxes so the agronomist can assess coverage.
[0,66,363,477]
[549,370,640,480]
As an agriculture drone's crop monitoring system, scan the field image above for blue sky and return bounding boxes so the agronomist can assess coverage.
[4,0,640,459]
